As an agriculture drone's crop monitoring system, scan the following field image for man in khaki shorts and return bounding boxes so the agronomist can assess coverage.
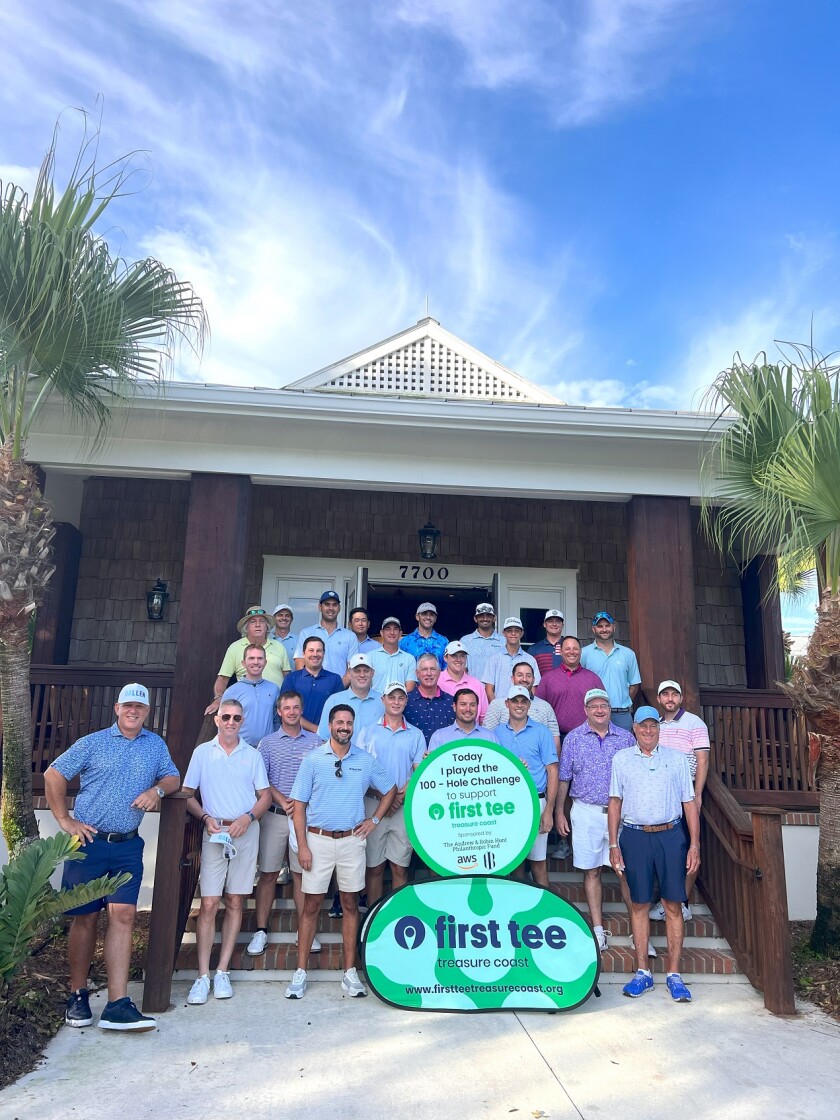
[248,691,322,959]
[357,682,426,904]
[182,698,271,1004]
[288,705,395,1000]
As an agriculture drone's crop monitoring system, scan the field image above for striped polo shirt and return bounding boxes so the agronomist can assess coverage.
[658,709,710,777]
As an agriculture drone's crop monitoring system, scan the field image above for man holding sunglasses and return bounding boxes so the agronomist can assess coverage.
[183,698,271,1006]
[287,704,396,1000]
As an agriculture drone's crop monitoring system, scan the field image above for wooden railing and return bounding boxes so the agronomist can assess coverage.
[700,688,816,807]
[28,666,174,791]
[699,773,795,1014]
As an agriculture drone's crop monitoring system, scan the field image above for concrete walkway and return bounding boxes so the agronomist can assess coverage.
[1,980,839,1120]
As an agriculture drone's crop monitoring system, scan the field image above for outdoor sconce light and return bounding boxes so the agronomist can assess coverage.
[146,578,169,622]
[418,521,441,561]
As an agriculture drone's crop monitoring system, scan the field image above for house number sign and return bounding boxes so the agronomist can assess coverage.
[399,565,450,580]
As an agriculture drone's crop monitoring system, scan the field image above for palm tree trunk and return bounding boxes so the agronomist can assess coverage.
[812,736,840,955]
[0,619,39,852]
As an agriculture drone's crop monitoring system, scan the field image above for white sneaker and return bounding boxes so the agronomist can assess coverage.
[595,928,608,952]
[247,929,268,956]
[294,934,322,953]
[648,902,666,921]
[285,968,307,999]
[188,974,210,1005]
[682,903,692,921]
[341,967,367,997]
[277,862,291,885]
[213,970,233,999]
[630,936,658,958]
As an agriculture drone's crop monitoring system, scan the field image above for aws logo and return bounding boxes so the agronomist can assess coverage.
[457,854,478,870]
[394,916,426,950]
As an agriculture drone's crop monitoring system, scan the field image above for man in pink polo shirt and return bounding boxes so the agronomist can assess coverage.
[438,640,489,723]
[535,636,605,742]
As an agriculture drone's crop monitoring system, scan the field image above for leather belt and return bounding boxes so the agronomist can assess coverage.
[622,818,680,833]
[98,829,139,843]
[308,826,355,839]
[612,707,631,712]
[268,804,287,816]
[579,802,609,813]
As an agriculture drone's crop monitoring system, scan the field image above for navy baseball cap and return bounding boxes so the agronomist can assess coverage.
[593,611,615,624]
[319,590,340,603]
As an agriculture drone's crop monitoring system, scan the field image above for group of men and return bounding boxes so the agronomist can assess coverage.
[44,592,709,1031]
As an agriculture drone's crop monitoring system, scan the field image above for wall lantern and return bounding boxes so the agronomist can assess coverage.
[418,522,441,561]
[146,578,169,622]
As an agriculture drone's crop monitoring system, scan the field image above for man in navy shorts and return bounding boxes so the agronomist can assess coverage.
[45,683,180,1031]
[607,705,700,1003]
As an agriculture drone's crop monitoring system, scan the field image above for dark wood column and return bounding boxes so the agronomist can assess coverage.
[167,474,252,772]
[32,523,82,665]
[741,556,785,689]
[626,496,700,712]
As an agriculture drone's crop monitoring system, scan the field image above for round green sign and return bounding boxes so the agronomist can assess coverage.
[404,738,540,878]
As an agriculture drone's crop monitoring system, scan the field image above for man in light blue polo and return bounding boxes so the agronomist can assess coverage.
[288,705,396,1000]
[494,687,558,888]
[349,607,380,656]
[220,645,280,746]
[369,617,417,693]
[428,688,498,751]
[316,653,384,741]
[482,616,541,702]
[294,591,357,677]
[358,682,426,902]
[580,611,641,732]
[459,602,505,682]
[270,603,297,665]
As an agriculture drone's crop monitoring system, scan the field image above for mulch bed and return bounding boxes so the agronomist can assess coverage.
[0,911,150,1091]
[790,920,840,1022]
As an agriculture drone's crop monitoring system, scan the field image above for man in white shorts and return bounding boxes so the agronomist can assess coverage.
[287,704,396,1000]
[182,698,271,1003]
[357,682,426,904]
[248,691,322,959]
[556,688,636,952]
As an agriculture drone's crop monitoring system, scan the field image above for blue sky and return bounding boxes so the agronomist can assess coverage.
[2,0,839,406]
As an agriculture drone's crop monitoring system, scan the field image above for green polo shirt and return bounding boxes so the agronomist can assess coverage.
[218,638,290,687]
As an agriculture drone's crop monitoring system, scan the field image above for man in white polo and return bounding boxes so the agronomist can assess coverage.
[248,690,322,959]
[482,616,540,702]
[183,698,271,1005]
[651,680,710,922]
[288,705,396,1000]
[358,682,426,903]
[369,617,417,693]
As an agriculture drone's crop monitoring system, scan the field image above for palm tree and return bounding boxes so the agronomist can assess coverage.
[0,121,206,853]
[701,349,840,955]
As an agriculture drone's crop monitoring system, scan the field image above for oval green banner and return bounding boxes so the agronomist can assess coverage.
[361,876,600,1013]
[404,739,540,877]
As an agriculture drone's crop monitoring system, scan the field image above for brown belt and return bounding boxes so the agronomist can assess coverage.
[308,826,355,839]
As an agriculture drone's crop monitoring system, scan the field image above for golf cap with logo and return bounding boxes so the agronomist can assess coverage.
[319,590,340,604]
[381,616,402,628]
[633,705,662,724]
[348,653,374,670]
[383,681,408,696]
[417,602,437,615]
[445,640,469,656]
[272,603,293,616]
[544,609,565,621]
[592,611,615,624]
[118,683,150,706]
[502,616,524,630]
[475,602,496,616]
[584,688,611,706]
[506,685,532,701]
[657,679,682,696]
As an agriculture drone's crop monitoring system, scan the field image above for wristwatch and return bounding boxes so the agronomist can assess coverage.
[246,811,255,822]
[371,815,380,826]
[155,787,165,799]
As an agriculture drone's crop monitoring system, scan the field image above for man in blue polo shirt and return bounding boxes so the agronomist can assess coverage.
[220,645,280,746]
[45,683,181,1033]
[580,611,641,732]
[281,636,344,733]
[316,653,384,741]
[459,602,505,682]
[349,607,380,656]
[294,591,357,677]
[288,705,396,1000]
[400,601,448,668]
[428,688,498,751]
[494,687,558,888]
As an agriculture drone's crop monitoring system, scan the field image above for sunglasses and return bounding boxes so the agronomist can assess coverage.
[334,758,343,779]
[245,608,266,617]
[219,713,243,723]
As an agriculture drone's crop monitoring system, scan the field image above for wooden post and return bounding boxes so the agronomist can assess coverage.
[32,522,81,665]
[752,809,796,1015]
[626,496,700,711]
[142,793,189,1013]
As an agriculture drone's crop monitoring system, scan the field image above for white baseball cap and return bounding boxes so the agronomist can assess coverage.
[584,688,611,706]
[502,616,524,630]
[272,603,293,615]
[544,609,565,621]
[445,640,469,656]
[506,685,531,701]
[118,683,150,706]
[657,680,682,695]
[348,653,374,670]
[382,681,408,696]
[475,602,496,615]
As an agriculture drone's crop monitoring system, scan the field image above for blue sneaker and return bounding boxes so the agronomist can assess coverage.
[666,973,692,1002]
[623,970,654,998]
